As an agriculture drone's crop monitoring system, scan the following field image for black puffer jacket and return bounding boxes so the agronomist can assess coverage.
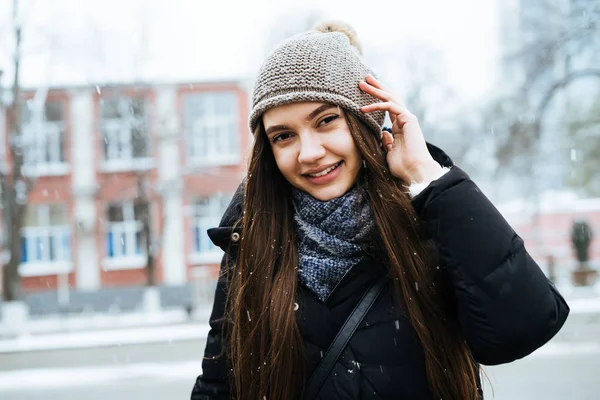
[191,145,570,400]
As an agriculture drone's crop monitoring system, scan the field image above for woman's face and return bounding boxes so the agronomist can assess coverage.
[262,102,362,201]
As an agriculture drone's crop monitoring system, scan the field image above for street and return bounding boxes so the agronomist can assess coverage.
[1,335,599,400]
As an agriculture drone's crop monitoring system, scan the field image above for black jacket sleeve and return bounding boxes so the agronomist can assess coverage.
[190,256,232,400]
[411,166,570,365]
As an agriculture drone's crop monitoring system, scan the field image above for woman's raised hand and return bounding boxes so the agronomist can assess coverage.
[360,74,443,183]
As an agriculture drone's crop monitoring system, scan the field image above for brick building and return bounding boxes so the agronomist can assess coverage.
[1,80,250,300]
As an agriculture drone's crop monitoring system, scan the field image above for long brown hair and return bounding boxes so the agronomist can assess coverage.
[226,109,480,399]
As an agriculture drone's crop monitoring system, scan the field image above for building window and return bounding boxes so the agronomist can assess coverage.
[22,100,68,175]
[190,194,231,263]
[20,204,72,276]
[184,92,239,166]
[104,202,148,269]
[100,96,151,171]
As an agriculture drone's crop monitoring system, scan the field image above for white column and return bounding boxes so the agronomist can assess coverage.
[70,88,100,291]
[162,191,186,285]
[156,85,186,285]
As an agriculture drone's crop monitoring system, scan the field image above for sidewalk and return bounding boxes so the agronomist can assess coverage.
[0,284,598,354]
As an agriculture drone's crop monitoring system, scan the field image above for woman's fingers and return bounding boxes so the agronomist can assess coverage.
[365,74,387,90]
[358,80,393,102]
[382,130,394,152]
[360,76,411,122]
[361,101,404,116]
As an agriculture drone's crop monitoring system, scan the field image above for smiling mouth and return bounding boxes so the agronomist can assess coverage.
[306,161,343,178]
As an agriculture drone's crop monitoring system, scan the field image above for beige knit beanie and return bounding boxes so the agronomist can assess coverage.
[249,21,385,135]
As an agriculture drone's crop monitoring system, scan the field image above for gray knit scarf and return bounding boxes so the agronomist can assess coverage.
[293,185,376,302]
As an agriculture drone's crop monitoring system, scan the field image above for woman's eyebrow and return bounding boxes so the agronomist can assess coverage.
[305,104,336,122]
[265,124,290,135]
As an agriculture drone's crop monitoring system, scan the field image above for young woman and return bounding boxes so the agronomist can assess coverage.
[191,21,569,400]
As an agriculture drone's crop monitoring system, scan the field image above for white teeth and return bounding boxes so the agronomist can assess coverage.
[309,162,340,177]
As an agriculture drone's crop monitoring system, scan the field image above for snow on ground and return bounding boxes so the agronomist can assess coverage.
[532,342,600,357]
[566,297,600,314]
[0,323,210,353]
[0,360,203,391]
[26,309,194,335]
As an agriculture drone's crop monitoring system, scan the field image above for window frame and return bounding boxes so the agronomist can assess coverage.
[184,91,239,167]
[103,202,148,270]
[189,194,231,264]
[99,96,153,173]
[19,204,73,277]
[21,99,69,177]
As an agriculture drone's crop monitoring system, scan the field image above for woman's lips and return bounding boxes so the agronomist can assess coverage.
[304,161,343,185]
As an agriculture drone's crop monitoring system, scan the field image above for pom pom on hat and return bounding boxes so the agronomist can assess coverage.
[313,20,363,55]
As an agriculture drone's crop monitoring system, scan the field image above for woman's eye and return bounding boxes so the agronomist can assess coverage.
[272,133,292,143]
[318,115,339,126]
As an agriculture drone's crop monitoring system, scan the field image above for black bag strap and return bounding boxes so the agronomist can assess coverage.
[305,275,388,400]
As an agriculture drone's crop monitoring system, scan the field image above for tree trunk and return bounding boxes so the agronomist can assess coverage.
[2,3,25,302]
[2,199,25,301]
[136,174,155,287]
[144,214,155,287]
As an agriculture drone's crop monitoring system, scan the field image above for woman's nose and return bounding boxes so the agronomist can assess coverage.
[298,135,326,164]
